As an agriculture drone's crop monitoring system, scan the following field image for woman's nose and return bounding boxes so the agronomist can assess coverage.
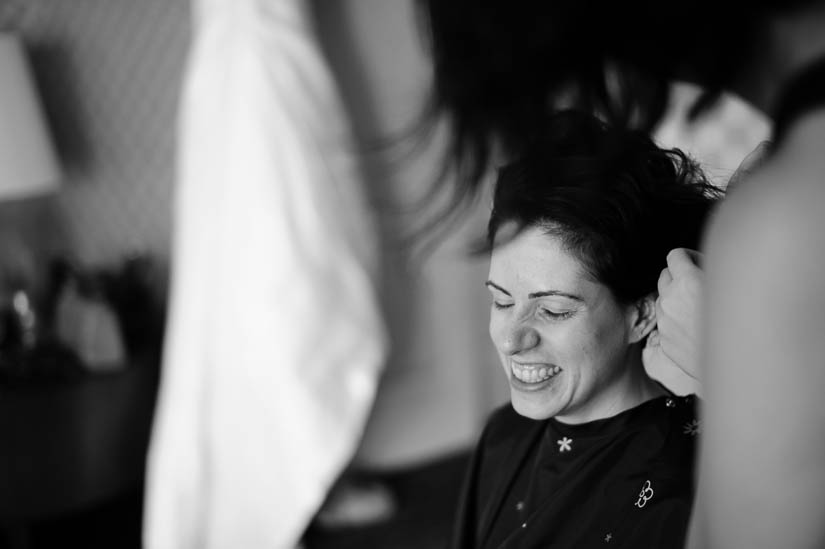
[496,320,540,355]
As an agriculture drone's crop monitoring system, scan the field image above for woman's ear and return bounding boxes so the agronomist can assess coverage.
[628,293,657,344]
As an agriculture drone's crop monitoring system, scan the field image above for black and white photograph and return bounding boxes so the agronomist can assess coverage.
[0,1,821,548]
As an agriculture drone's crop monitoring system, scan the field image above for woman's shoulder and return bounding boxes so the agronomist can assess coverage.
[660,394,701,454]
[625,393,699,431]
[624,395,699,474]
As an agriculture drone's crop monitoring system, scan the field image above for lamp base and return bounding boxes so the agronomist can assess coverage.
[1,288,37,349]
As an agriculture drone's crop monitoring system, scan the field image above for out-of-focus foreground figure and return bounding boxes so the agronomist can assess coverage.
[143,0,386,547]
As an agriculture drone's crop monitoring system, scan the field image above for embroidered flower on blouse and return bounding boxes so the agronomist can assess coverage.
[557,437,573,452]
[683,419,701,436]
[635,480,655,508]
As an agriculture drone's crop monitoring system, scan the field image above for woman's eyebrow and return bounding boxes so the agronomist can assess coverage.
[528,290,584,302]
[486,281,583,302]
[485,280,510,295]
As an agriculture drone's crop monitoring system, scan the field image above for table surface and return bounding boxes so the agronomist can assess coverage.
[0,362,159,521]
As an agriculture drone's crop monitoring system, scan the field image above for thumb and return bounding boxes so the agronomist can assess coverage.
[666,248,702,276]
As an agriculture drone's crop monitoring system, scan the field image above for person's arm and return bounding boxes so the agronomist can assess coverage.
[689,162,825,548]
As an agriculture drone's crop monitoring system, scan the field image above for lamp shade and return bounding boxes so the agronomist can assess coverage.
[0,33,60,201]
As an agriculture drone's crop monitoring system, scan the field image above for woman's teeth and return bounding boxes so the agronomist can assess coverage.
[511,362,561,384]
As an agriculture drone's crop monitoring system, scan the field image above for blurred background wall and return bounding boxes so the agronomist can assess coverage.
[0,0,188,265]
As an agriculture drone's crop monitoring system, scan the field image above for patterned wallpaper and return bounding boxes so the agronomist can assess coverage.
[0,0,189,265]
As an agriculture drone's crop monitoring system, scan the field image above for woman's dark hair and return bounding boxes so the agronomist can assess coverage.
[487,111,722,304]
[414,0,808,237]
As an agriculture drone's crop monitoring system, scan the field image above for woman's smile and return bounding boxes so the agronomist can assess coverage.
[509,361,562,386]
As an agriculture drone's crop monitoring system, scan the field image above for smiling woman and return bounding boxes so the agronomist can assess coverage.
[487,227,659,424]
[453,111,721,549]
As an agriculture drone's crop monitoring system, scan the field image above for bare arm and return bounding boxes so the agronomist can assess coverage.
[689,160,825,548]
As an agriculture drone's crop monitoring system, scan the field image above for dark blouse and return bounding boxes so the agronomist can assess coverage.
[451,395,699,549]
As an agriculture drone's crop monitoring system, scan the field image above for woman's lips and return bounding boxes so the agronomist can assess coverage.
[510,361,562,384]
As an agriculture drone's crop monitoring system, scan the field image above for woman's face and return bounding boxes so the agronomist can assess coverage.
[487,226,641,423]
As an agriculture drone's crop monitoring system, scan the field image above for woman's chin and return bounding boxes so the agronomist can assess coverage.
[507,370,566,419]
[510,392,562,420]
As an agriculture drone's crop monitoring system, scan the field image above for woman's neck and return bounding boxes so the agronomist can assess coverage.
[624,346,668,404]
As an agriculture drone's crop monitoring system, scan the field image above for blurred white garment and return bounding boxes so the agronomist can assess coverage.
[143,0,386,547]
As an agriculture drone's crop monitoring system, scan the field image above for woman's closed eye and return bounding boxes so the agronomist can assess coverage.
[491,301,574,320]
[538,307,574,320]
